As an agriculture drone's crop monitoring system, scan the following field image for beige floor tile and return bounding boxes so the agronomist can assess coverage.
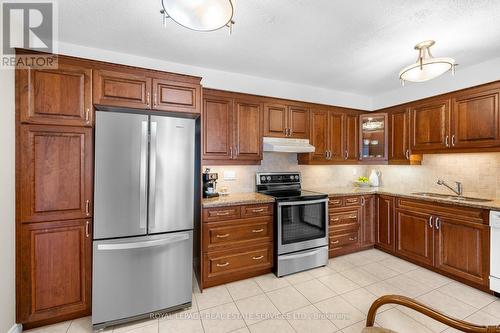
[113,318,158,333]
[283,270,315,285]
[340,267,380,287]
[286,304,338,333]
[442,310,500,333]
[226,278,263,301]
[341,288,379,315]
[159,311,203,333]
[340,320,368,333]
[319,273,361,294]
[235,294,280,325]
[248,319,295,333]
[195,285,233,310]
[200,302,246,333]
[309,265,336,278]
[229,328,250,333]
[403,268,453,289]
[294,278,337,303]
[379,257,419,273]
[482,300,500,319]
[67,317,92,333]
[314,295,366,329]
[253,273,290,292]
[375,308,434,333]
[359,263,399,280]
[338,252,374,267]
[359,249,393,262]
[397,305,448,333]
[364,280,407,298]
[327,258,356,273]
[25,321,72,333]
[384,274,434,298]
[159,304,199,321]
[438,282,497,309]
[266,286,310,313]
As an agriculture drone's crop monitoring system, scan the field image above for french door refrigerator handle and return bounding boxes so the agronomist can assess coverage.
[149,121,158,230]
[139,120,148,231]
[97,234,189,251]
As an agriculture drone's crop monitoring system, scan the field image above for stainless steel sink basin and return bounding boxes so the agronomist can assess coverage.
[411,192,492,203]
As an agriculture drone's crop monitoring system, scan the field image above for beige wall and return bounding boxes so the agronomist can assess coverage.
[205,152,500,199]
[0,67,16,331]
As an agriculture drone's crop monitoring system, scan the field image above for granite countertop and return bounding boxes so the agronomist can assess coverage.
[202,192,275,208]
[309,186,500,211]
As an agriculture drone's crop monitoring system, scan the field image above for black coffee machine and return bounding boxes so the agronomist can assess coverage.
[202,168,219,198]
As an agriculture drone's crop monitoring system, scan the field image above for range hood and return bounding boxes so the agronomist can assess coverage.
[263,137,315,153]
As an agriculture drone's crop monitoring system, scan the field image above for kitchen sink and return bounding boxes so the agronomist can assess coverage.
[411,192,492,202]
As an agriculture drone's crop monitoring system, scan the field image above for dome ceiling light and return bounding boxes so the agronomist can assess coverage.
[160,0,235,34]
[399,40,456,86]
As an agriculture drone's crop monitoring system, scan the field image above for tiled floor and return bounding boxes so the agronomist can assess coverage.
[26,249,500,333]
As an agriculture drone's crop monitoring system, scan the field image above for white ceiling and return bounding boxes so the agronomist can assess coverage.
[57,0,500,97]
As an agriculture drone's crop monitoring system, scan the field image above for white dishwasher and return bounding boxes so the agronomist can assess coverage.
[491,210,500,295]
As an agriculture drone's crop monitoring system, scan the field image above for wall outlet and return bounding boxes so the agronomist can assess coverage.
[223,170,236,181]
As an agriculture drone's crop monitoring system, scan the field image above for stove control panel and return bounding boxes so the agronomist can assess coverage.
[256,172,301,185]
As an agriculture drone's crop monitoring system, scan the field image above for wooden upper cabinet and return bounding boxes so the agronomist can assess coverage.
[309,109,329,161]
[19,61,92,126]
[19,125,93,223]
[17,219,91,324]
[377,195,394,252]
[288,106,309,139]
[234,99,262,160]
[329,112,344,161]
[389,109,410,163]
[264,103,287,137]
[93,69,152,109]
[152,78,201,114]
[359,113,388,162]
[202,96,233,160]
[345,114,359,161]
[410,99,451,151]
[451,89,500,148]
[395,209,434,266]
[434,215,489,286]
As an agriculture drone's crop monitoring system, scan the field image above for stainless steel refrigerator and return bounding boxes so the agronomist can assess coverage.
[92,111,195,329]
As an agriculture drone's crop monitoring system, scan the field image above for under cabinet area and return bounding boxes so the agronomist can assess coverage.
[201,203,274,289]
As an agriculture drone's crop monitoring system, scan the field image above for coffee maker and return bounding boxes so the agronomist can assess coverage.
[202,168,219,198]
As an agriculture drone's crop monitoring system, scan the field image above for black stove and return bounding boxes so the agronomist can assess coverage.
[255,172,327,201]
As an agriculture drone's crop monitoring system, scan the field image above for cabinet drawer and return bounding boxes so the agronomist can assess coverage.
[329,210,359,226]
[204,244,272,276]
[152,79,200,114]
[329,231,360,249]
[203,217,272,251]
[203,206,241,222]
[344,196,361,206]
[241,204,273,218]
[328,198,343,208]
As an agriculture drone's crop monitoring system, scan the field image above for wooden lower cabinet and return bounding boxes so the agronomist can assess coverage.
[376,195,395,252]
[17,219,92,328]
[201,203,274,289]
[395,209,434,266]
[361,195,376,246]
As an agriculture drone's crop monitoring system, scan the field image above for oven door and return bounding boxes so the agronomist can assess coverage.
[277,198,328,255]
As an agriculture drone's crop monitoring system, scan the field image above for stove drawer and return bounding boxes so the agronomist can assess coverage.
[203,217,272,251]
[203,206,241,222]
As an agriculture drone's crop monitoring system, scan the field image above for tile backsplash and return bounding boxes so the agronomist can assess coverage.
[204,152,500,199]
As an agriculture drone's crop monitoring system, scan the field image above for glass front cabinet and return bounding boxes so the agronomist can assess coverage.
[359,113,388,162]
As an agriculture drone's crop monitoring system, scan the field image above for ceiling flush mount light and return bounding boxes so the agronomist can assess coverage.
[160,0,235,34]
[399,40,456,86]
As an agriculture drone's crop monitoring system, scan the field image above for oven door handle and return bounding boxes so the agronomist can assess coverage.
[280,248,323,260]
[277,198,329,206]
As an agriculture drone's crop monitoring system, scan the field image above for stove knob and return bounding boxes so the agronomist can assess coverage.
[260,176,266,182]
[266,176,271,181]
[290,175,294,180]
[295,175,299,180]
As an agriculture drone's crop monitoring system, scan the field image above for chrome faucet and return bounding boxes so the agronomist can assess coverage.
[437,179,463,196]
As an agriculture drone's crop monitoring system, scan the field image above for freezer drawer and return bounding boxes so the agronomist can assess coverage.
[92,231,193,328]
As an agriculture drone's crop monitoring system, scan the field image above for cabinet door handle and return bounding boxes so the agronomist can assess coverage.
[216,262,229,267]
[445,135,449,147]
[153,92,157,107]
[283,128,287,136]
[435,217,440,230]
[348,215,357,219]
[216,233,230,238]
[346,198,358,203]
[85,108,90,124]
[146,92,150,106]
[331,240,340,244]
[349,236,358,241]
[85,200,90,216]
[344,150,349,160]
[229,147,233,159]
[252,229,264,233]
[429,216,433,228]
[331,217,340,222]
[252,208,264,213]
[405,149,410,160]
[330,199,341,204]
[216,211,231,216]
[252,255,264,260]
[361,197,365,206]
[451,135,456,147]
[289,128,293,136]
[85,221,90,238]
